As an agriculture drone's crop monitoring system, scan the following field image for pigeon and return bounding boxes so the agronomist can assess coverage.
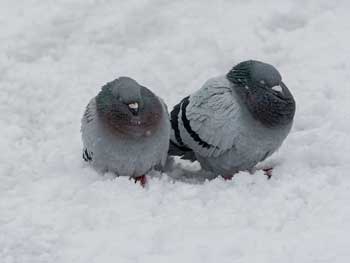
[168,60,296,178]
[81,77,170,186]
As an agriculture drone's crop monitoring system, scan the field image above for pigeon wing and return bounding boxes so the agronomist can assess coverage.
[81,98,97,162]
[180,77,242,158]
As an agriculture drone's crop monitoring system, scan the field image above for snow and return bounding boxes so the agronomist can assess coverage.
[1,0,350,262]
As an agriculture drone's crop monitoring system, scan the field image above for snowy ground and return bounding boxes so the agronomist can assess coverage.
[1,0,350,262]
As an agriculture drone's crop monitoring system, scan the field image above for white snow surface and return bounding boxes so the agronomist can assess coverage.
[1,1,350,262]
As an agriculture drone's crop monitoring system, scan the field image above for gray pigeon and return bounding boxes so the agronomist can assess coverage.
[81,77,170,185]
[168,60,296,177]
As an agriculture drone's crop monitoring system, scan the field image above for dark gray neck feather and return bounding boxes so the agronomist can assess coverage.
[227,60,296,128]
[95,83,163,136]
[244,88,295,127]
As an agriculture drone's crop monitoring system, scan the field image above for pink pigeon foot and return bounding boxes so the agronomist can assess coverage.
[221,175,234,180]
[262,168,273,179]
[131,175,147,187]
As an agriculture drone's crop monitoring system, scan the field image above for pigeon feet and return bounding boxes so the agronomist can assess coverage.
[262,168,273,179]
[221,175,234,180]
[131,175,147,187]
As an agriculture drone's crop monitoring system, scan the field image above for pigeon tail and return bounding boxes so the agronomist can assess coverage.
[168,140,197,162]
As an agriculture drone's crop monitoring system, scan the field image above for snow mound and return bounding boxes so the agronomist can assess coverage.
[1,1,350,262]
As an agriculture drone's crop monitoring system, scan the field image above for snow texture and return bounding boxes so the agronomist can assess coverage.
[1,0,350,262]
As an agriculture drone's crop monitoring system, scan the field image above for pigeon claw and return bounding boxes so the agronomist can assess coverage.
[131,175,147,187]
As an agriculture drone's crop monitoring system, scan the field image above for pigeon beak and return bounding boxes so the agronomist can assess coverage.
[271,82,292,101]
[128,102,139,116]
[271,85,283,93]
[270,82,287,99]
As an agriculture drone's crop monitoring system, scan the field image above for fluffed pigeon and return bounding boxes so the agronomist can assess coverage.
[168,60,296,177]
[81,77,170,186]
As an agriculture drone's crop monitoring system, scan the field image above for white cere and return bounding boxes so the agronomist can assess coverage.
[260,80,266,85]
[272,85,283,93]
[128,102,139,109]
[244,85,249,90]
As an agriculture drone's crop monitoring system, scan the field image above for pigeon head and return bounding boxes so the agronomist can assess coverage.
[96,77,163,137]
[226,60,296,127]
